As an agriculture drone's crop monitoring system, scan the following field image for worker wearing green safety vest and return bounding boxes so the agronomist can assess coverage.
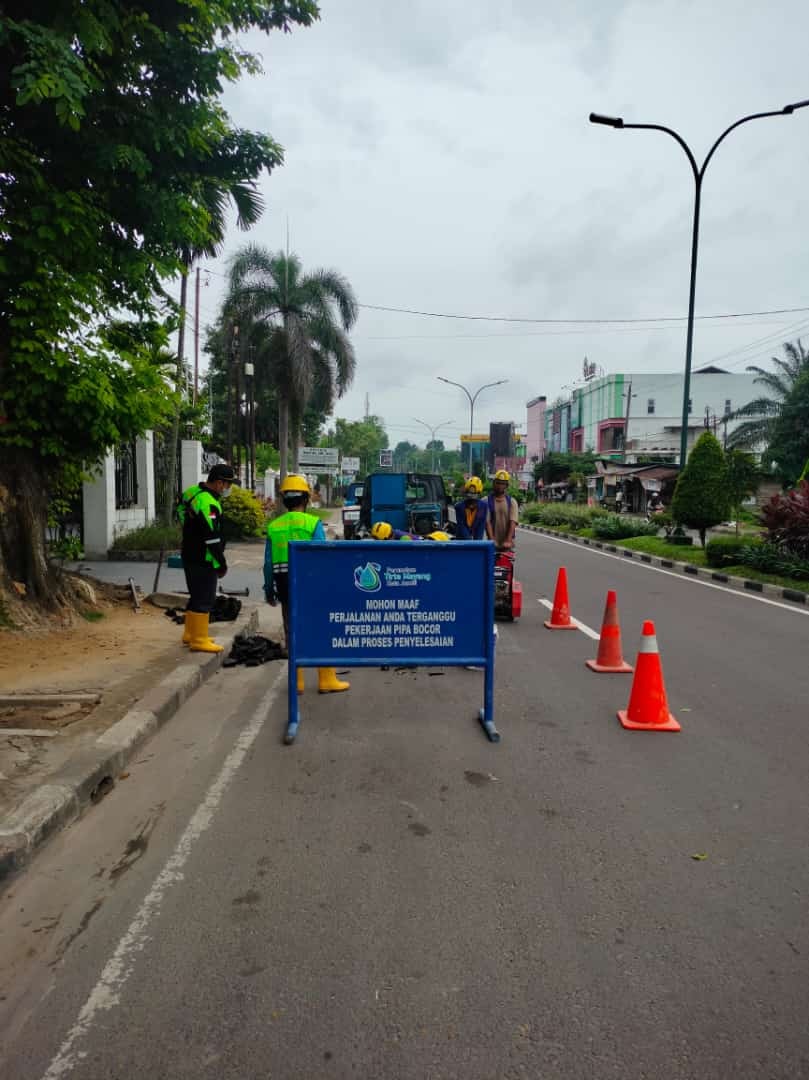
[264,473,349,697]
[177,463,235,653]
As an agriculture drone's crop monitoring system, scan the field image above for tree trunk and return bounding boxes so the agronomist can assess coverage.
[0,451,68,614]
[278,398,289,481]
[163,266,189,523]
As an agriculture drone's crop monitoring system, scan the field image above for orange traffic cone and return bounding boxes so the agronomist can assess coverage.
[544,567,577,630]
[586,590,633,673]
[618,620,680,731]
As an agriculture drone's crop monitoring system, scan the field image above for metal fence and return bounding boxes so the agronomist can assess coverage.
[153,430,182,519]
[114,440,139,510]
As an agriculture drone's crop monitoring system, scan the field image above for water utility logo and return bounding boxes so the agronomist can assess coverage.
[353,562,382,593]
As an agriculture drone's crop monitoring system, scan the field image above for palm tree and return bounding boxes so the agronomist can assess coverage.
[225,245,358,478]
[727,339,809,451]
[162,182,265,521]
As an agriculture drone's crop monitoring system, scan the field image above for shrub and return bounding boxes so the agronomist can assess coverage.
[591,514,660,540]
[705,535,763,568]
[110,522,182,551]
[672,432,730,546]
[760,480,809,560]
[737,542,809,580]
[521,504,595,530]
[220,485,266,539]
[48,536,84,561]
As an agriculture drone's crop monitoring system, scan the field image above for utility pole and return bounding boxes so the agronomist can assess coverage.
[227,324,238,463]
[193,266,200,405]
[622,380,634,462]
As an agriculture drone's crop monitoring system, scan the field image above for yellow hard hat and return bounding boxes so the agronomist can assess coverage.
[280,473,310,495]
[494,469,510,483]
[427,531,451,542]
[371,521,393,540]
[464,476,483,496]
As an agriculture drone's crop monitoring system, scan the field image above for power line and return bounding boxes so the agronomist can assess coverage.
[357,302,809,325]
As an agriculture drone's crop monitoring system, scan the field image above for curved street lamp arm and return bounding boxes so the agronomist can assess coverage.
[700,108,794,177]
[436,376,472,406]
[621,123,699,182]
[470,379,508,407]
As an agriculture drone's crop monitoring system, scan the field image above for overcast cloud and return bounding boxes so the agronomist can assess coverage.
[195,0,809,449]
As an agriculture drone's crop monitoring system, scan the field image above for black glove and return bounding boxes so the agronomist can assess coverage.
[264,585,278,607]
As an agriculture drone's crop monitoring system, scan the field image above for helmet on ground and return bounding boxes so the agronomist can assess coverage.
[464,476,483,497]
[426,531,451,541]
[371,521,393,540]
[279,474,310,496]
[494,469,510,483]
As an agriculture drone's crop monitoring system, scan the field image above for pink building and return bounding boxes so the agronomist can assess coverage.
[526,395,547,462]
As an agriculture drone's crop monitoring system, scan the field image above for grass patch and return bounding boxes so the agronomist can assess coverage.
[80,610,106,622]
[614,535,708,566]
[110,522,182,552]
[721,565,809,593]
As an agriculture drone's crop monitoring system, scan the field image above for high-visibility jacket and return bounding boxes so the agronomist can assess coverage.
[178,484,226,571]
[264,511,325,597]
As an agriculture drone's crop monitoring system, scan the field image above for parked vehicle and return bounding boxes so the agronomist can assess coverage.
[355,472,451,537]
[341,481,365,539]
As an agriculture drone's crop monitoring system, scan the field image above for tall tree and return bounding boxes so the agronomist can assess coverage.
[727,339,809,450]
[762,369,809,487]
[163,181,268,523]
[225,246,358,478]
[672,432,729,546]
[0,0,319,611]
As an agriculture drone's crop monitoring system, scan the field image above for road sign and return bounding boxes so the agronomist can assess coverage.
[298,446,339,468]
[379,449,393,468]
[341,456,360,473]
[285,541,498,745]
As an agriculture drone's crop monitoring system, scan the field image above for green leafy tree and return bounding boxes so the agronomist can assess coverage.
[727,339,809,450]
[535,451,599,485]
[672,432,730,546]
[331,416,389,474]
[393,441,419,469]
[724,450,761,533]
[0,0,318,609]
[761,369,809,487]
[224,246,358,479]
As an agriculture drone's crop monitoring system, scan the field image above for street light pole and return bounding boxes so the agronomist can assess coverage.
[412,418,454,473]
[436,377,508,474]
[590,99,809,470]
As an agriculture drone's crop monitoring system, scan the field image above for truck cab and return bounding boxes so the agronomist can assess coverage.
[358,472,450,537]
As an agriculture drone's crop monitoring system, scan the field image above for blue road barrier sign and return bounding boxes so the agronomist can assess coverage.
[286,540,498,745]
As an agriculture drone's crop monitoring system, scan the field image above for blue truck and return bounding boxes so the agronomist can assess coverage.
[353,472,451,537]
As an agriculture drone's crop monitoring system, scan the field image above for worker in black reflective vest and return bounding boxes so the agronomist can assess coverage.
[177,463,235,652]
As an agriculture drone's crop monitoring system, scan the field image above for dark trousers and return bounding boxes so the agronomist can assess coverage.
[275,573,290,646]
[184,562,218,614]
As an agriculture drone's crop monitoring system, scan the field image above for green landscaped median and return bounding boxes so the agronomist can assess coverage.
[522,523,809,598]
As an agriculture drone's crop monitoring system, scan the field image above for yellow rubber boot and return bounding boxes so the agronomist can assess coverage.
[318,667,350,694]
[297,667,305,695]
[182,612,192,646]
[187,611,224,654]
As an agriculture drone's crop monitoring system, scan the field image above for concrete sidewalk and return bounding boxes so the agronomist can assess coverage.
[0,596,274,881]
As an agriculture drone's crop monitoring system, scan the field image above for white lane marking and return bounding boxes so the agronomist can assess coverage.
[521,529,809,618]
[41,669,286,1080]
[537,598,600,640]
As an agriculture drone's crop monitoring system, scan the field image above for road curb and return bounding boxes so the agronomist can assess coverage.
[0,606,259,883]
[518,525,808,607]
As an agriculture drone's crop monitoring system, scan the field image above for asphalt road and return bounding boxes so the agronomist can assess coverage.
[2,531,808,1079]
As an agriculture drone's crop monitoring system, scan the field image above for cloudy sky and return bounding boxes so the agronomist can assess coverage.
[195,0,809,450]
